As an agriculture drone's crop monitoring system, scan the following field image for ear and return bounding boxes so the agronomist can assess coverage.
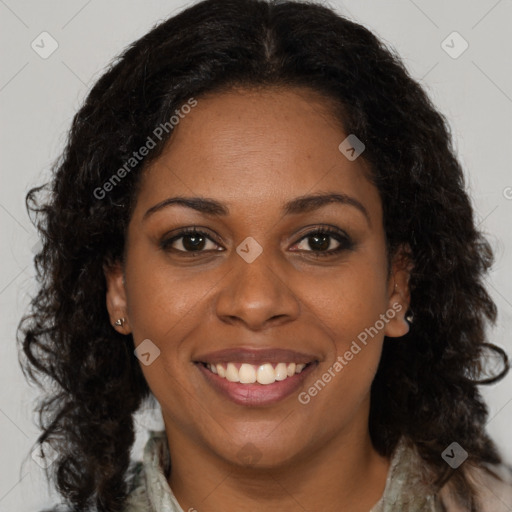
[104,261,132,334]
[384,244,413,338]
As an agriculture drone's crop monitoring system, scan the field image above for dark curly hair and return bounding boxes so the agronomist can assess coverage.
[18,0,509,510]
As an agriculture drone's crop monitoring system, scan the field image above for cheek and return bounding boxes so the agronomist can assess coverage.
[305,257,389,341]
[123,250,217,414]
[123,237,216,342]
[125,230,390,345]
[301,249,389,390]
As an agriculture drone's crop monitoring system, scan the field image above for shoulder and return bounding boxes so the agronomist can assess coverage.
[469,460,512,511]
[440,460,512,512]
[379,438,512,511]
[121,430,183,512]
[122,460,151,511]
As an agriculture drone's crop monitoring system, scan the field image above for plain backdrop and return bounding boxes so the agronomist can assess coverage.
[1,0,511,510]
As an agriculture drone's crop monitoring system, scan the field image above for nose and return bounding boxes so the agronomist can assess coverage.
[214,250,300,331]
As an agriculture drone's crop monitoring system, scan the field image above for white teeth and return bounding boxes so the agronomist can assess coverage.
[206,361,309,385]
[239,363,256,383]
[226,362,240,382]
[257,363,276,385]
[217,364,226,378]
[274,362,288,381]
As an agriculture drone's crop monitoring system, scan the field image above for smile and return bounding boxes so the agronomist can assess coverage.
[194,347,319,406]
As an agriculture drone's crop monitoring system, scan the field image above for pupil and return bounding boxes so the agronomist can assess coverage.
[310,234,329,251]
[183,234,205,251]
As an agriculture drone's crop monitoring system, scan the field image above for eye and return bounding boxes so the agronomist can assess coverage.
[160,225,354,258]
[292,226,354,257]
[160,227,222,255]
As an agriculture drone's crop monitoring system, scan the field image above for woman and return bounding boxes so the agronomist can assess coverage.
[18,0,512,510]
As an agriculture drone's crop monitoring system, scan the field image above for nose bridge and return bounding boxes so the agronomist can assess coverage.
[214,243,299,329]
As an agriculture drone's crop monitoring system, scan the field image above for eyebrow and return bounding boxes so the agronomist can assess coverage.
[143,192,371,225]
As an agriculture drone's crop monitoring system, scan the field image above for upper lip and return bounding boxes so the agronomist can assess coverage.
[194,348,318,365]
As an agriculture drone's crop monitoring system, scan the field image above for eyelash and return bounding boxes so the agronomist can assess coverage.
[159,225,354,258]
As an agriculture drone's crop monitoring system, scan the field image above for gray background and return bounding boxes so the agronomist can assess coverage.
[1,0,511,510]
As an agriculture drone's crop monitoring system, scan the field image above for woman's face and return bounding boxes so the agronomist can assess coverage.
[106,86,411,468]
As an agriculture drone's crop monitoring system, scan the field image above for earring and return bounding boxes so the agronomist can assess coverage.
[114,318,125,327]
[405,312,414,324]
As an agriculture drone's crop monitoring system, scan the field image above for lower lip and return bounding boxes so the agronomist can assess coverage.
[196,362,317,406]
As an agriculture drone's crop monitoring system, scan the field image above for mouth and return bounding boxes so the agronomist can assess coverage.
[194,348,319,406]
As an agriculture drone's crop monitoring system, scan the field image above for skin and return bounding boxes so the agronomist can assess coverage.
[105,86,412,512]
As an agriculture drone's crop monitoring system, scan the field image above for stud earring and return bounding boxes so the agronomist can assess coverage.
[405,312,414,324]
[114,318,125,327]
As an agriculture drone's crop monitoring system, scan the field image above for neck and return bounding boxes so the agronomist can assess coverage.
[165,402,390,512]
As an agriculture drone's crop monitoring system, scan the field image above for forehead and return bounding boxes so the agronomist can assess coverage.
[133,87,381,222]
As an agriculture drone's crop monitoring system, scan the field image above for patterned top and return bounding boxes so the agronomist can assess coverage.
[123,430,512,511]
